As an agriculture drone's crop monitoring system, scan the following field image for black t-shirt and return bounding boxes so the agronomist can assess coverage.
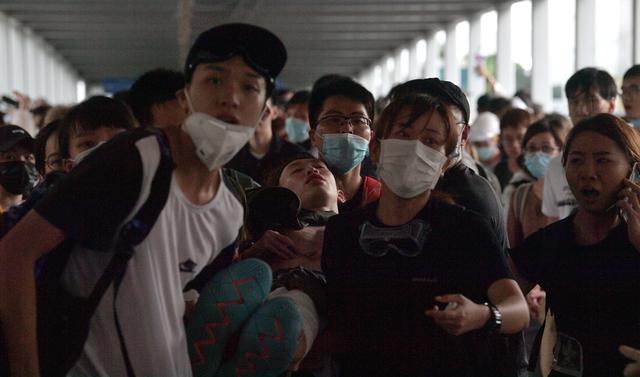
[322,199,513,377]
[226,134,305,185]
[511,216,640,377]
[494,159,513,190]
[437,163,507,252]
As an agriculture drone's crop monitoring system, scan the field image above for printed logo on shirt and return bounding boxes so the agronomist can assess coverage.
[179,259,197,273]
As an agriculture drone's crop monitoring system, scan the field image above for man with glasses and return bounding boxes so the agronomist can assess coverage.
[622,65,640,127]
[542,67,617,220]
[308,77,380,212]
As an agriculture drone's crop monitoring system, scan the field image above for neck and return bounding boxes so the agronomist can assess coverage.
[249,122,273,156]
[337,165,363,201]
[376,184,430,226]
[170,129,221,205]
[507,157,519,172]
[573,208,620,244]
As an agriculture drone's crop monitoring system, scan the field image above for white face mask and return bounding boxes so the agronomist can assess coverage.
[72,141,106,167]
[182,92,257,171]
[378,139,447,199]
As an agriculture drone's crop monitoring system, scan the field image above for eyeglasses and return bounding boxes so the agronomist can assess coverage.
[621,84,640,97]
[317,114,372,131]
[525,144,557,154]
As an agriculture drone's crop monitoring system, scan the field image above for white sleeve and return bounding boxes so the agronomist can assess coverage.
[541,157,560,217]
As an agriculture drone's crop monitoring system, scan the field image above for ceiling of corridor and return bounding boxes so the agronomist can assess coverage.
[0,0,513,89]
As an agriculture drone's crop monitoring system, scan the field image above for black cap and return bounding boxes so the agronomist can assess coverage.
[0,125,33,153]
[388,78,470,124]
[185,23,287,84]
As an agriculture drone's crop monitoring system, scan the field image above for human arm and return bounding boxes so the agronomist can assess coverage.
[425,278,529,335]
[620,345,640,377]
[0,211,66,376]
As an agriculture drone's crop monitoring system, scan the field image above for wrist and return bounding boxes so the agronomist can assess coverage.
[481,302,502,334]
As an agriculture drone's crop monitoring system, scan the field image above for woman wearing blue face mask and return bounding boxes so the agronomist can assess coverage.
[507,119,564,248]
[322,94,529,377]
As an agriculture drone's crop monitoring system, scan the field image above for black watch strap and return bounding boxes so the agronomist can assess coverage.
[482,302,502,334]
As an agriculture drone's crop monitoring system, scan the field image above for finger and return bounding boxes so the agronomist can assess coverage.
[268,242,298,259]
[268,232,300,254]
[620,345,640,361]
[625,179,640,192]
[435,294,463,304]
[624,362,640,377]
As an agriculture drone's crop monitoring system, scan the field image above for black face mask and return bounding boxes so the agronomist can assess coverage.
[0,161,40,196]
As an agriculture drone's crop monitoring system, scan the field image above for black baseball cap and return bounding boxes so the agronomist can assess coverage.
[0,125,34,153]
[184,23,287,84]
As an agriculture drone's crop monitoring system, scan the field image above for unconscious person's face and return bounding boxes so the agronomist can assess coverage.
[279,158,339,210]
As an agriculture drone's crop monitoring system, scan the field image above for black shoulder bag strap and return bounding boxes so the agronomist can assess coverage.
[90,129,173,377]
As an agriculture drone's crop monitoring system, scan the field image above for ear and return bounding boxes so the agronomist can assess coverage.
[261,101,274,122]
[460,124,470,148]
[309,128,319,148]
[175,88,189,112]
[62,159,74,173]
[369,138,380,163]
[337,189,347,204]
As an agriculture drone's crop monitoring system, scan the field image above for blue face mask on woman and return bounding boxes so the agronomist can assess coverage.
[321,133,369,175]
[476,145,497,161]
[285,117,310,143]
[524,152,553,179]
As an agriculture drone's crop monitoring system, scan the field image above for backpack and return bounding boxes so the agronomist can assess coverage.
[0,128,254,377]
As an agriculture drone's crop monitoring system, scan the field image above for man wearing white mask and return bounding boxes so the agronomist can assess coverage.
[0,23,285,377]
[308,77,380,212]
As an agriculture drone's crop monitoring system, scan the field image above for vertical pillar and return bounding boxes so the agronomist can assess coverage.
[575,0,596,69]
[409,40,420,80]
[0,13,10,94]
[425,33,439,78]
[497,3,515,95]
[445,23,459,84]
[634,0,640,63]
[468,14,484,120]
[532,0,551,111]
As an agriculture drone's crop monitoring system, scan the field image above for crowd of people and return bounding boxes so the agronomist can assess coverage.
[0,22,638,377]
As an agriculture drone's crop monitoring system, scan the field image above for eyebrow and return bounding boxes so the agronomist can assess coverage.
[203,64,263,81]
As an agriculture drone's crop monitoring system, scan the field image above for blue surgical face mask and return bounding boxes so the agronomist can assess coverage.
[321,133,369,175]
[628,118,640,127]
[476,145,497,161]
[285,117,310,143]
[524,152,553,179]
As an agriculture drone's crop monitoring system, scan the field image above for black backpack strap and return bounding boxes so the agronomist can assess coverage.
[84,128,174,377]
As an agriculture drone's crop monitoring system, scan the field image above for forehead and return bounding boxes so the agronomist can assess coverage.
[569,86,602,99]
[526,132,555,145]
[193,55,264,81]
[569,131,624,154]
[282,158,324,173]
[320,95,367,115]
[623,75,640,86]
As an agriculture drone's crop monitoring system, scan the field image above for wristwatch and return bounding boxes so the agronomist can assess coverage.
[482,302,502,334]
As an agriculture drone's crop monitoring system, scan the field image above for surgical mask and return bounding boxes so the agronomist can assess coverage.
[285,117,309,143]
[72,141,106,167]
[378,139,447,199]
[628,118,640,127]
[476,145,497,161]
[0,161,39,196]
[182,92,257,171]
[524,152,553,179]
[320,133,369,175]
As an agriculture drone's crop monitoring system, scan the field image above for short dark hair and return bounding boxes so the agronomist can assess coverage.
[477,94,494,113]
[488,96,513,117]
[308,78,375,130]
[286,90,311,111]
[59,96,136,159]
[500,108,531,131]
[623,65,640,80]
[34,120,61,175]
[128,68,185,127]
[565,67,617,100]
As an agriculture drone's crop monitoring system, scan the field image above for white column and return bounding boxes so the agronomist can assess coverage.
[46,49,56,103]
[575,0,596,69]
[532,0,551,111]
[445,23,459,84]
[634,0,640,63]
[425,34,439,78]
[0,13,10,94]
[408,40,419,80]
[35,38,47,98]
[468,14,484,120]
[24,29,38,98]
[8,18,25,92]
[497,4,515,95]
